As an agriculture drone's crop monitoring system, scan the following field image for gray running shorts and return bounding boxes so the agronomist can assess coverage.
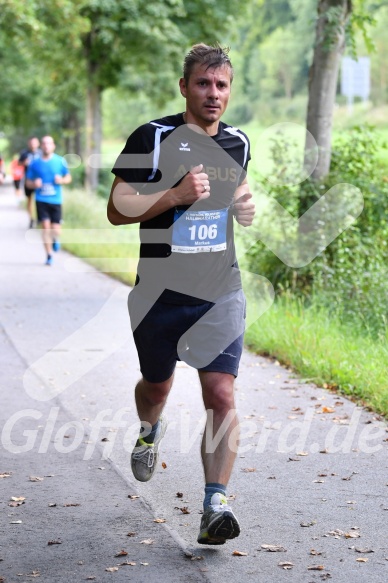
[128,288,246,383]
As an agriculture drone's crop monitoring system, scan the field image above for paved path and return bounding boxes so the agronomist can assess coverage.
[0,182,387,583]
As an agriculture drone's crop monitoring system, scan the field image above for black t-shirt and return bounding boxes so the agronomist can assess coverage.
[112,113,251,304]
[19,148,42,166]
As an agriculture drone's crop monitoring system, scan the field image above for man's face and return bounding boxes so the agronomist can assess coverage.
[29,138,40,152]
[180,63,232,129]
[41,136,55,156]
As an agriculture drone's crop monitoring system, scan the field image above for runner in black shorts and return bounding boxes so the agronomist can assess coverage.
[35,201,62,224]
[26,136,71,265]
[108,44,255,545]
[19,137,41,228]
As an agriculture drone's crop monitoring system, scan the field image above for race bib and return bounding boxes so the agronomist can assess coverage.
[41,183,56,196]
[172,208,228,253]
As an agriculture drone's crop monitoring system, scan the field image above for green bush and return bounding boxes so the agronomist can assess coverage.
[246,125,388,336]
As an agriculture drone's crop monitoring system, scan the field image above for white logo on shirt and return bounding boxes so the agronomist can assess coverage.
[179,142,191,152]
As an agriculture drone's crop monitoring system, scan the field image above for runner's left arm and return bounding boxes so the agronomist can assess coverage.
[233,178,255,227]
[54,160,72,185]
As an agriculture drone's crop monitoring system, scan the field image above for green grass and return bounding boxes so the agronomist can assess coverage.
[62,188,137,286]
[245,295,388,417]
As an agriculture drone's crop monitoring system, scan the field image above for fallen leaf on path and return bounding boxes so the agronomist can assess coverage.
[154,518,166,523]
[261,544,286,552]
[140,562,149,566]
[119,561,136,566]
[11,496,25,502]
[296,452,309,456]
[0,472,12,478]
[10,520,22,524]
[47,540,62,545]
[319,449,329,454]
[308,565,324,570]
[48,503,57,507]
[85,577,96,580]
[232,550,248,556]
[114,550,128,557]
[128,495,139,500]
[176,506,190,514]
[288,457,300,462]
[300,520,316,527]
[342,472,358,481]
[356,558,368,562]
[321,407,335,413]
[355,548,374,553]
[241,468,256,472]
[105,567,119,572]
[101,437,109,442]
[344,531,360,539]
[63,503,81,507]
[25,571,40,578]
[278,561,294,569]
[29,476,44,482]
[161,462,167,469]
[176,492,183,498]
[310,549,323,555]
[126,532,136,537]
[140,539,154,545]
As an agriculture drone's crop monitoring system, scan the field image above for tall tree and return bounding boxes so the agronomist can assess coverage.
[304,0,375,179]
[79,0,249,191]
[304,0,352,180]
[2,0,249,190]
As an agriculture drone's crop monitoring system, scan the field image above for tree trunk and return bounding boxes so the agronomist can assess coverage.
[84,82,102,193]
[304,0,352,180]
[63,110,82,157]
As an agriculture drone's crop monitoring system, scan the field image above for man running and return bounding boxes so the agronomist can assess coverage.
[26,136,71,265]
[19,136,41,228]
[108,44,255,545]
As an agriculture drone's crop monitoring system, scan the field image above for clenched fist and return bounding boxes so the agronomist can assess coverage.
[173,164,210,205]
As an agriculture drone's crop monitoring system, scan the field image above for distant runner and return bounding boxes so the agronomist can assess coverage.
[26,136,71,265]
[10,155,25,197]
[19,136,41,228]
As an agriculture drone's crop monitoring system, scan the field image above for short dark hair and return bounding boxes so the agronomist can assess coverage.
[183,43,233,83]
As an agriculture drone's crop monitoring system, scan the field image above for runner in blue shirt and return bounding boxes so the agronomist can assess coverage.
[26,136,71,265]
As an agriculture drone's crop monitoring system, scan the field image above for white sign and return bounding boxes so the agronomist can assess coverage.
[341,57,370,100]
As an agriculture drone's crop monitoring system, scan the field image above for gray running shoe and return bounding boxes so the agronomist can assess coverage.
[131,416,168,482]
[197,493,240,545]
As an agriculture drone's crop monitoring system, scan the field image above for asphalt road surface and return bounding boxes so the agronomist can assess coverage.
[0,181,387,583]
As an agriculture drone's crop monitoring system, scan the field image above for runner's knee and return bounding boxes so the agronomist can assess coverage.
[138,377,172,405]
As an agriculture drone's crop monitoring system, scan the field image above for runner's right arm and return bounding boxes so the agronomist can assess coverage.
[107,166,210,226]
